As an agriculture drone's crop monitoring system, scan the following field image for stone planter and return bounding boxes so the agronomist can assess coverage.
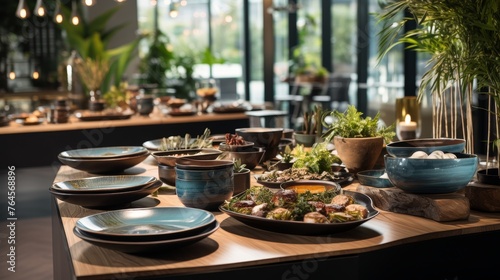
[233,168,251,194]
[333,136,383,174]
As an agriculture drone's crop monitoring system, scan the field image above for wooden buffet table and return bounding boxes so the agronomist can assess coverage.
[0,113,249,168]
[51,160,500,280]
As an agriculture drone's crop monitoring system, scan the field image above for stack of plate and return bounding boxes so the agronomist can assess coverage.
[58,146,149,173]
[49,175,162,208]
[73,207,219,253]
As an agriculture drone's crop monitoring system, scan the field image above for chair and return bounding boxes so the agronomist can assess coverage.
[312,75,351,111]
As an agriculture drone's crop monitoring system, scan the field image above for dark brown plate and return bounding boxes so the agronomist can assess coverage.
[57,152,149,173]
[49,180,162,209]
[219,191,379,235]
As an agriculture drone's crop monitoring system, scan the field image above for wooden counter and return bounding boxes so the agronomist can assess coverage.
[52,161,500,280]
[0,113,249,167]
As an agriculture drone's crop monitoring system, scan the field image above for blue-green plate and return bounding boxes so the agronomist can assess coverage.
[75,207,216,241]
[60,146,147,159]
[52,175,157,193]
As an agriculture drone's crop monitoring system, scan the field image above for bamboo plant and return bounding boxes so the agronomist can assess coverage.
[376,0,500,159]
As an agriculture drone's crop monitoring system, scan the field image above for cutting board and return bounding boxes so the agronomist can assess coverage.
[355,185,470,222]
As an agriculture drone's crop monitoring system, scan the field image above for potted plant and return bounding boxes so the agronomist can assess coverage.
[322,105,395,174]
[232,159,250,195]
[294,105,324,147]
[377,0,500,184]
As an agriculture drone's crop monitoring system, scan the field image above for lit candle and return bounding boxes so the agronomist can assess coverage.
[398,114,417,140]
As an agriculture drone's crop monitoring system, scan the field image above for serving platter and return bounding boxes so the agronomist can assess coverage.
[75,207,215,241]
[15,118,45,125]
[52,175,157,193]
[59,146,148,159]
[219,190,378,235]
[73,221,219,253]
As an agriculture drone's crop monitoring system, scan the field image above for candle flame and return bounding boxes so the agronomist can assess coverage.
[405,114,412,124]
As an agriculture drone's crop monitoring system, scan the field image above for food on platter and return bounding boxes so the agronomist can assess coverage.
[258,168,339,183]
[222,186,368,223]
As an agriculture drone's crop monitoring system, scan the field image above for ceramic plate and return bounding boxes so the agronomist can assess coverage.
[15,118,45,125]
[57,152,149,174]
[52,175,157,193]
[75,207,215,240]
[142,138,196,151]
[356,169,393,188]
[49,180,162,209]
[152,149,223,166]
[60,146,148,159]
[74,111,134,121]
[219,191,378,235]
[73,221,219,253]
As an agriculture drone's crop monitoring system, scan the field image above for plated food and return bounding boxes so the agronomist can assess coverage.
[256,168,353,187]
[220,186,378,235]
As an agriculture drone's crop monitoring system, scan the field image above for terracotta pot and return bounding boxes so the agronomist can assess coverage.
[333,136,384,174]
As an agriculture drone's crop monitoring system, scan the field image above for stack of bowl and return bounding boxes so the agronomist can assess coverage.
[57,146,150,173]
[153,148,223,186]
[175,158,234,210]
[49,175,162,208]
[235,127,283,162]
[218,139,265,170]
[383,138,477,194]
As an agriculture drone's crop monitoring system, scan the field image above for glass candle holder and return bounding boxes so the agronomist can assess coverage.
[395,97,421,141]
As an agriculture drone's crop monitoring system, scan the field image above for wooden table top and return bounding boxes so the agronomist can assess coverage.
[0,112,249,135]
[53,159,500,279]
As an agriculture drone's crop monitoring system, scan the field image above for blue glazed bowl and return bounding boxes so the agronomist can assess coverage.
[385,138,466,157]
[175,164,233,210]
[356,169,393,188]
[384,153,478,194]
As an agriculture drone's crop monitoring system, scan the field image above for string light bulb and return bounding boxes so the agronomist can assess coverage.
[9,71,16,80]
[34,0,47,17]
[32,70,40,80]
[16,0,30,19]
[169,2,179,18]
[53,0,63,23]
[71,0,80,25]
[83,0,95,6]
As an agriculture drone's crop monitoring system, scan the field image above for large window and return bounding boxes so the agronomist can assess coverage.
[137,0,261,101]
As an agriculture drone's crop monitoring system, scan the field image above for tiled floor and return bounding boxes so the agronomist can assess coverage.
[0,166,59,280]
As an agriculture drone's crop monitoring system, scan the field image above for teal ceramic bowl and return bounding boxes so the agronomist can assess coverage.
[175,160,234,210]
[384,153,478,194]
[356,169,393,188]
[385,138,465,157]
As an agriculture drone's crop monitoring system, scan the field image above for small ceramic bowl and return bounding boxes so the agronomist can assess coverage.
[384,153,478,194]
[158,164,176,186]
[218,141,254,152]
[356,169,393,188]
[220,147,265,170]
[385,138,466,157]
[235,127,283,162]
[175,161,234,210]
